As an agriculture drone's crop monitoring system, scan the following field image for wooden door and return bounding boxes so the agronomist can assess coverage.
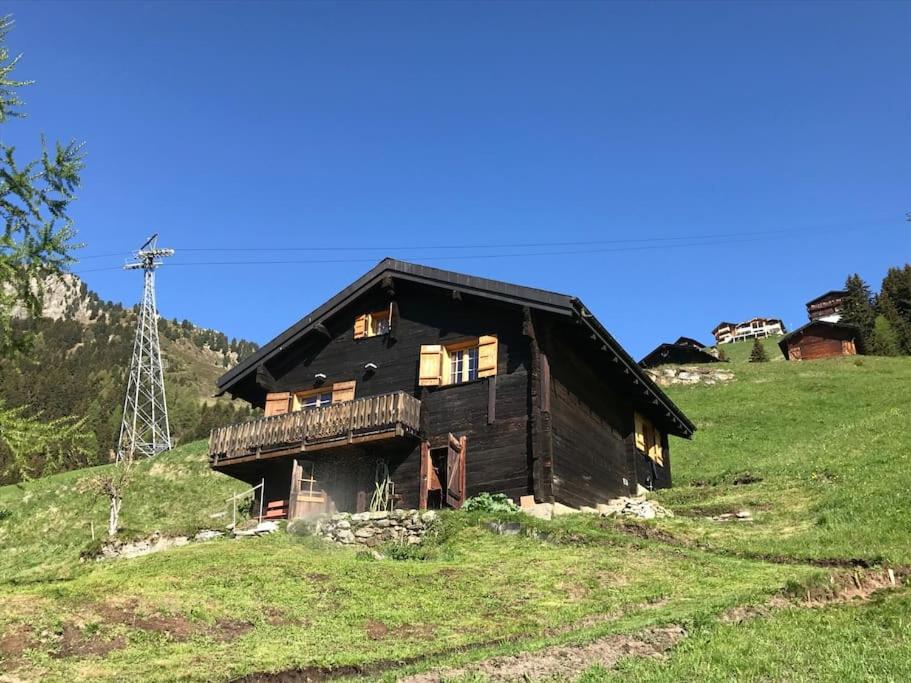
[293,459,330,517]
[446,433,467,509]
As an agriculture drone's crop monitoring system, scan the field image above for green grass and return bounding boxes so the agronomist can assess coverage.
[1,354,910,681]
[0,511,816,682]
[656,355,911,565]
[0,442,241,584]
[585,590,911,682]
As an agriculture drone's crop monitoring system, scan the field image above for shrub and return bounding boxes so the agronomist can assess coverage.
[462,492,519,513]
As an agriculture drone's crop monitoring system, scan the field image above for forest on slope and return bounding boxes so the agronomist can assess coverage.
[0,274,259,484]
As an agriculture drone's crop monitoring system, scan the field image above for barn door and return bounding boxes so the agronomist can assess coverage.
[446,433,467,509]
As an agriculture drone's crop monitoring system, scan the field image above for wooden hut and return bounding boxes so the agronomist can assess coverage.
[778,321,863,361]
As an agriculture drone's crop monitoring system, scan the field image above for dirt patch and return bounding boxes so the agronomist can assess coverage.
[614,520,686,545]
[92,599,250,643]
[55,623,126,658]
[399,625,686,683]
[731,472,763,486]
[365,619,389,640]
[306,573,331,583]
[0,624,38,666]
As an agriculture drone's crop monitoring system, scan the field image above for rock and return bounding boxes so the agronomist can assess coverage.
[367,510,389,520]
[335,519,351,530]
[209,511,226,519]
[407,535,422,545]
[354,527,375,539]
[336,530,355,544]
[194,530,223,541]
[351,512,370,522]
[552,503,578,516]
[254,521,279,535]
[524,502,554,521]
[579,506,599,515]
[420,510,438,524]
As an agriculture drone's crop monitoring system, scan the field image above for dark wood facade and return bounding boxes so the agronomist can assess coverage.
[778,321,863,361]
[211,259,694,516]
[806,290,848,322]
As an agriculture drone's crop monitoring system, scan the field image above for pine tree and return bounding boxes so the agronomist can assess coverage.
[841,274,876,347]
[869,315,901,356]
[878,265,911,354]
[748,338,769,363]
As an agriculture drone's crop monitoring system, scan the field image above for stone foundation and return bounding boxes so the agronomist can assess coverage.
[306,509,438,547]
[644,365,734,387]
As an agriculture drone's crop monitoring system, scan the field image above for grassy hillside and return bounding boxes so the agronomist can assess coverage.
[713,335,785,363]
[657,355,911,565]
[0,355,908,681]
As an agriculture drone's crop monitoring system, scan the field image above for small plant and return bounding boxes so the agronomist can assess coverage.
[462,492,519,513]
[0,508,11,521]
[716,347,728,362]
[748,338,769,363]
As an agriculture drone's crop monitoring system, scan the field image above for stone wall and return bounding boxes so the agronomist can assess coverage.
[644,365,734,387]
[302,509,438,547]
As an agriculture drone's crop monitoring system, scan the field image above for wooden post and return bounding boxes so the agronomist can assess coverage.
[523,307,554,502]
[288,459,301,520]
[459,435,468,507]
[419,440,431,510]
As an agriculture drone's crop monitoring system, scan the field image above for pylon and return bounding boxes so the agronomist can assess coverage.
[117,234,174,461]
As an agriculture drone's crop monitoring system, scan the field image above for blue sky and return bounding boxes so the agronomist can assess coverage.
[5,1,909,357]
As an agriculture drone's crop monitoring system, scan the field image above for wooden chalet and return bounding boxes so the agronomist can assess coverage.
[778,320,863,361]
[806,290,847,323]
[639,342,719,369]
[209,259,694,518]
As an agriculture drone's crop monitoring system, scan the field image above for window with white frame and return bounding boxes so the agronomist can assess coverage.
[449,346,479,385]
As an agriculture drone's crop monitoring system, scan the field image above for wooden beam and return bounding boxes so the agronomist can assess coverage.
[313,323,331,338]
[523,307,554,503]
[419,441,431,510]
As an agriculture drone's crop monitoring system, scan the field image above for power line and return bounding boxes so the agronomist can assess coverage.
[72,215,904,274]
[69,234,807,273]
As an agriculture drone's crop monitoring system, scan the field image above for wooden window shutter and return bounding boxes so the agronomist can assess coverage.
[353,314,368,339]
[651,430,665,467]
[634,412,646,452]
[418,345,443,386]
[265,392,291,417]
[331,380,356,403]
[477,335,498,378]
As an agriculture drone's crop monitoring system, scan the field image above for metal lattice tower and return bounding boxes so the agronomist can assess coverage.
[117,234,175,461]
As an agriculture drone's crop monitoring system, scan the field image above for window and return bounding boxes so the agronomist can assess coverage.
[293,388,333,411]
[354,306,392,339]
[291,381,356,411]
[449,346,479,384]
[419,336,497,387]
[299,390,333,409]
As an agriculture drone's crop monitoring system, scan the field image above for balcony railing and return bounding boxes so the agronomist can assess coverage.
[209,391,422,463]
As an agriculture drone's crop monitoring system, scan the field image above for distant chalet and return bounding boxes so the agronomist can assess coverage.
[806,290,847,323]
[712,317,785,345]
[208,259,694,519]
[780,289,862,361]
[639,337,720,369]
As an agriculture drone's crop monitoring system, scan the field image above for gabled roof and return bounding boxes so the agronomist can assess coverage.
[639,342,719,368]
[712,321,736,333]
[674,336,705,349]
[806,290,848,306]
[217,258,695,436]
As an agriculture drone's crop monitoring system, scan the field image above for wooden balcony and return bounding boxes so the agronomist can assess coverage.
[209,391,422,466]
